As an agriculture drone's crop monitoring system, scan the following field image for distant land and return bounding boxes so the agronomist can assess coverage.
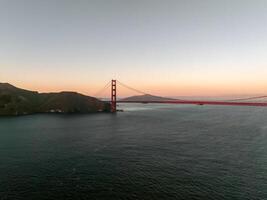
[121,94,176,101]
[0,83,110,116]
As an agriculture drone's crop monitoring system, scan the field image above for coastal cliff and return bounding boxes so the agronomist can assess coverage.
[0,83,110,116]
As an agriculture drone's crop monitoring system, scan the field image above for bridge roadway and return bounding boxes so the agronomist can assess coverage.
[97,80,267,108]
[116,100,267,107]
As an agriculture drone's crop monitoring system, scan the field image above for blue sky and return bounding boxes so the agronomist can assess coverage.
[1,0,267,96]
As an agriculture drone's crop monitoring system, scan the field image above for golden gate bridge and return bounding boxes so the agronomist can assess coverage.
[95,79,267,112]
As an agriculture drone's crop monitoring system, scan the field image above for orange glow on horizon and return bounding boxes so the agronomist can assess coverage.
[6,80,267,98]
[2,64,267,98]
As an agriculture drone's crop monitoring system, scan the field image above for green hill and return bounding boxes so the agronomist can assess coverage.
[0,83,110,116]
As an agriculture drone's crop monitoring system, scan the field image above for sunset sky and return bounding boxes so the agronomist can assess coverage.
[1,0,267,97]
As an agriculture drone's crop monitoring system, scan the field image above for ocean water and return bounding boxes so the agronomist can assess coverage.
[0,104,267,200]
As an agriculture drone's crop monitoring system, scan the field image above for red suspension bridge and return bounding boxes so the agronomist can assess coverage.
[95,79,267,112]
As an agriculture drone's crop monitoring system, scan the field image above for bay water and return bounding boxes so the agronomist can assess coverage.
[1,104,267,199]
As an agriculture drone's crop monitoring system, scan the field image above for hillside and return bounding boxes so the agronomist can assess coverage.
[0,83,110,116]
[121,94,175,101]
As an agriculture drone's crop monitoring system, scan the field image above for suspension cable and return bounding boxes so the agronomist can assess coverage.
[96,80,267,103]
[223,95,267,102]
[117,80,149,95]
[94,80,111,97]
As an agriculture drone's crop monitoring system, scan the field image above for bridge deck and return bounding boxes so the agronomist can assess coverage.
[115,100,267,107]
[98,80,267,108]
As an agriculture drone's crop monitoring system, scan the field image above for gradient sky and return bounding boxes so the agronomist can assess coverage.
[1,0,267,97]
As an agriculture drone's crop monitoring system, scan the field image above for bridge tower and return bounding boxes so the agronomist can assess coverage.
[111,79,117,112]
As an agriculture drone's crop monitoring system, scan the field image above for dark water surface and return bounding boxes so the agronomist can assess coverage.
[1,104,267,200]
